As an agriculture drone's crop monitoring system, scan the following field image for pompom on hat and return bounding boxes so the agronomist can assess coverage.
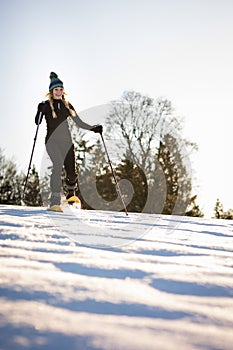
[49,72,64,91]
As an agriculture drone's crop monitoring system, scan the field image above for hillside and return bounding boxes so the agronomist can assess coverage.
[0,204,233,350]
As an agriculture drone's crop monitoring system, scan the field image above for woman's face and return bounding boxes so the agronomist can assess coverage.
[52,87,64,99]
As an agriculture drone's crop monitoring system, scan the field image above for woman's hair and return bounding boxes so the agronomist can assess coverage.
[46,90,76,118]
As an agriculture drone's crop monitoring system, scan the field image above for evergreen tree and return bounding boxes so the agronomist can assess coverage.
[77,140,112,210]
[77,141,148,212]
[156,134,192,215]
[157,138,179,214]
[82,154,148,213]
[39,173,50,207]
[0,148,22,205]
[214,198,224,219]
[114,157,147,212]
[23,165,43,206]
[185,195,204,217]
[96,169,117,204]
[214,199,233,219]
[69,118,94,170]
[221,209,233,220]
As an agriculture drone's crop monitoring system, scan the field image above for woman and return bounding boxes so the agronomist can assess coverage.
[35,72,102,209]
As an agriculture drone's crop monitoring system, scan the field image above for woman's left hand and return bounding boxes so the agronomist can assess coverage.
[91,125,103,134]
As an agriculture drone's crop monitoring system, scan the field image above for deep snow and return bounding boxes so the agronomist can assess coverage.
[0,204,233,350]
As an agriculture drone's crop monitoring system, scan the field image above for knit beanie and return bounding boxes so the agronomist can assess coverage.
[49,72,63,91]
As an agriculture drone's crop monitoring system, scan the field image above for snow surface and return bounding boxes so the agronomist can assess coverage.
[0,204,233,350]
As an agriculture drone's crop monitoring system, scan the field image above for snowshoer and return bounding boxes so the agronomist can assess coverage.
[35,72,102,209]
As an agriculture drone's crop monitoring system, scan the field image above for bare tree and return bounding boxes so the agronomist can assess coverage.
[106,90,190,176]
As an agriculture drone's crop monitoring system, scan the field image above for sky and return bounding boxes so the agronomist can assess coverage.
[0,0,232,217]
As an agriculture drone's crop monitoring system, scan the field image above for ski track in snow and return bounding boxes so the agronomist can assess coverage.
[0,204,233,350]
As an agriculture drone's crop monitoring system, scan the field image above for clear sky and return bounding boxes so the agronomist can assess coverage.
[0,0,232,217]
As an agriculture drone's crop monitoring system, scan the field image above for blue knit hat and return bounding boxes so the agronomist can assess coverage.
[49,72,63,91]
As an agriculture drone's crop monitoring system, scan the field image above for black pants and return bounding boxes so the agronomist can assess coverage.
[46,136,77,194]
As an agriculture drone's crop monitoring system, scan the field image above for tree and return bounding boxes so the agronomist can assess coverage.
[214,198,224,219]
[79,150,148,213]
[157,134,192,215]
[0,148,22,205]
[37,173,50,207]
[23,165,43,206]
[68,118,94,170]
[185,195,204,217]
[77,141,147,213]
[157,138,179,214]
[221,209,233,220]
[107,91,171,175]
[106,91,197,215]
[214,199,233,219]
[116,157,148,212]
[76,139,113,210]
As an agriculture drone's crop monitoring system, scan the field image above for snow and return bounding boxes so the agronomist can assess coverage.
[0,204,233,350]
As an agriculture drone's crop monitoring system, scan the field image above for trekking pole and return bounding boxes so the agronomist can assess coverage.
[22,112,42,198]
[100,132,128,216]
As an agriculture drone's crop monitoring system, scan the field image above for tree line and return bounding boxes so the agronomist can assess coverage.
[0,149,42,207]
[0,90,232,219]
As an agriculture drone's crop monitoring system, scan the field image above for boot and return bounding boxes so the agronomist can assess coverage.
[66,189,76,200]
[64,180,77,200]
[50,192,61,207]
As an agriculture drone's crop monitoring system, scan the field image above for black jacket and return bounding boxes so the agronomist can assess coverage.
[35,99,93,143]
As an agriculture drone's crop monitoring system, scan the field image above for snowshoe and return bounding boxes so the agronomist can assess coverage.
[47,204,63,212]
[65,195,81,205]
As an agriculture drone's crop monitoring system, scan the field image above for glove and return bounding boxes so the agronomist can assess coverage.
[35,101,46,125]
[91,124,103,134]
[38,101,47,114]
